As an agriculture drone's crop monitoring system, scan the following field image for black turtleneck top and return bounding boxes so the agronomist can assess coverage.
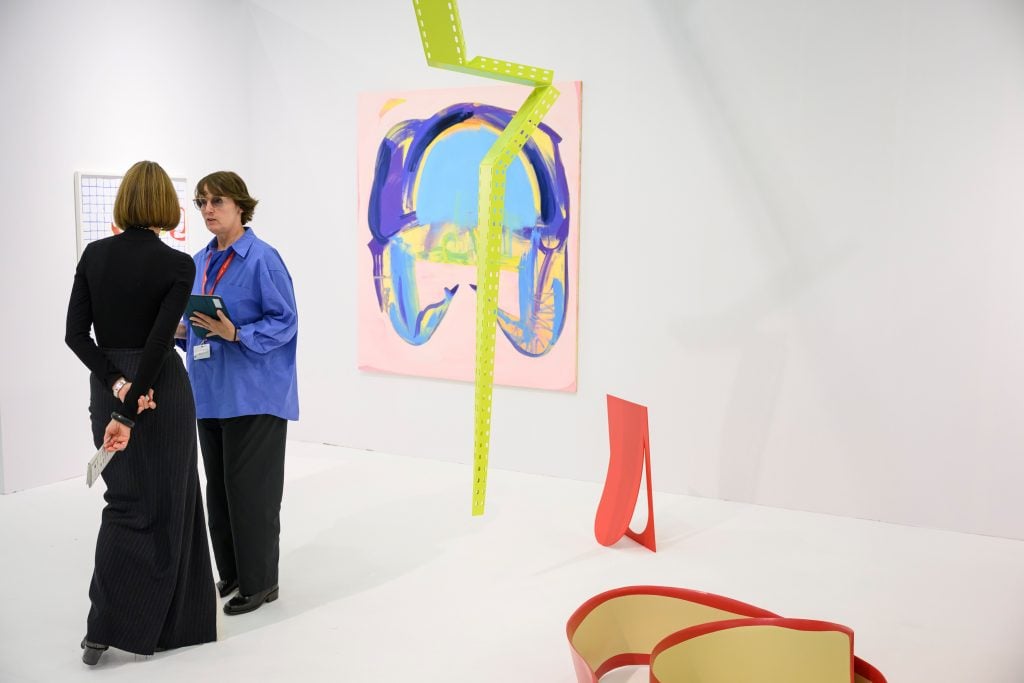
[65,228,196,423]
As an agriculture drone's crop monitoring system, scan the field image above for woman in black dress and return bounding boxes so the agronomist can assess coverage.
[65,160,217,665]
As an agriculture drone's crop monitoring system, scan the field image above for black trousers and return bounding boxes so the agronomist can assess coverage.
[197,414,287,596]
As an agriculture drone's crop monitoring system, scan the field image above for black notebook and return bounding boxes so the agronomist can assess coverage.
[184,294,231,339]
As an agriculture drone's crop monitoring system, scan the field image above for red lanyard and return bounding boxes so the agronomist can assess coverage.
[202,250,236,295]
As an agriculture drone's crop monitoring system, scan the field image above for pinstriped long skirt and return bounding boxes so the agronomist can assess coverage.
[86,348,216,654]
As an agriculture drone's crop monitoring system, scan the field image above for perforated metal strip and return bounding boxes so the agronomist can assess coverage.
[412,0,561,515]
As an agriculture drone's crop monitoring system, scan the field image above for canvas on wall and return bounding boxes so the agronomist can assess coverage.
[357,82,583,392]
[75,172,190,258]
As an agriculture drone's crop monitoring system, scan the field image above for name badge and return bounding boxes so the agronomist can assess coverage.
[193,343,211,360]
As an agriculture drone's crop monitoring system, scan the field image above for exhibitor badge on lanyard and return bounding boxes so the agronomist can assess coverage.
[194,250,235,361]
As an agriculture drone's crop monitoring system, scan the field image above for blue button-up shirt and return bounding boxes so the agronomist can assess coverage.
[184,228,299,420]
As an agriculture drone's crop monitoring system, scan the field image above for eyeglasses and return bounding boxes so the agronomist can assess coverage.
[193,196,227,210]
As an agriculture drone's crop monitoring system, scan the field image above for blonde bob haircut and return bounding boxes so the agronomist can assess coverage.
[113,161,181,231]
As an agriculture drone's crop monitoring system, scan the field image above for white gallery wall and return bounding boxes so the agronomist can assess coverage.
[2,0,1022,540]
[0,0,255,493]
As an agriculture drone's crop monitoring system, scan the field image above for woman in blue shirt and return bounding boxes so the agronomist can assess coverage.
[184,171,298,615]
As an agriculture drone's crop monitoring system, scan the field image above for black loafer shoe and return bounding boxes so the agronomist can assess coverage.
[217,578,239,598]
[224,585,279,615]
[81,638,108,666]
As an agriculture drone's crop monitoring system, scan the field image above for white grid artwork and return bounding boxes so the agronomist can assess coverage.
[75,172,190,258]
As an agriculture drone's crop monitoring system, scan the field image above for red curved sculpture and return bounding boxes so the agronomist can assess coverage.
[567,585,887,683]
[595,395,655,551]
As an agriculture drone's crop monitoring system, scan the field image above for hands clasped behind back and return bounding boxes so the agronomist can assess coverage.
[102,383,158,452]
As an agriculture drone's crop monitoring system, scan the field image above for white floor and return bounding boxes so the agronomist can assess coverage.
[1,441,1023,682]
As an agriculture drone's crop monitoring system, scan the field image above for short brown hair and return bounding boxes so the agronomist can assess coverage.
[113,161,181,231]
[196,171,258,225]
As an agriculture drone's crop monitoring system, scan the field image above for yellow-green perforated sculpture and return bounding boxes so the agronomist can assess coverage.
[411,0,561,515]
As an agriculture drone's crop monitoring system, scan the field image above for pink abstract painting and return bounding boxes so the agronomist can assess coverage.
[357,82,582,391]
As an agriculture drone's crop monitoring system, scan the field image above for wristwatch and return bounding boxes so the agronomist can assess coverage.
[112,377,128,399]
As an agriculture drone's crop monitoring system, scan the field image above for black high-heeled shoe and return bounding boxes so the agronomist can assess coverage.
[81,638,108,666]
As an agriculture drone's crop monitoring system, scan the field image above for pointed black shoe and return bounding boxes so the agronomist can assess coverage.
[217,578,239,598]
[224,585,278,615]
[81,638,108,666]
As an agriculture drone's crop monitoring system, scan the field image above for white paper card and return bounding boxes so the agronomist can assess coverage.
[86,447,114,488]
